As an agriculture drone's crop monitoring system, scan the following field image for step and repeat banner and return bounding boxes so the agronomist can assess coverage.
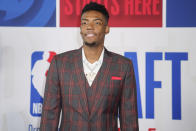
[0,0,196,131]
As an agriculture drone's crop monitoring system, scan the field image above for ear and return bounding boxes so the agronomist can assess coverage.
[105,25,110,34]
[80,26,82,35]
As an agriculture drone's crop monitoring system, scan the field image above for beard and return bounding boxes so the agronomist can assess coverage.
[84,42,97,47]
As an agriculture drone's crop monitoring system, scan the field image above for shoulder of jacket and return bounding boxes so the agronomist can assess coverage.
[54,49,80,60]
[108,51,132,64]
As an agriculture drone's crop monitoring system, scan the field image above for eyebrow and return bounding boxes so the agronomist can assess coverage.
[81,18,103,21]
[81,18,88,21]
[93,18,103,21]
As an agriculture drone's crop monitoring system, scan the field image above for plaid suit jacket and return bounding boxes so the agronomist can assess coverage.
[40,47,139,131]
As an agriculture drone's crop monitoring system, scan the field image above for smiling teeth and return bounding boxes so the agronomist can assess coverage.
[87,34,94,37]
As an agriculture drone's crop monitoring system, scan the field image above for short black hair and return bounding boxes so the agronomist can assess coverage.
[81,2,109,25]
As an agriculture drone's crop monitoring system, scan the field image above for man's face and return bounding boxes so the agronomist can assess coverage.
[80,10,109,47]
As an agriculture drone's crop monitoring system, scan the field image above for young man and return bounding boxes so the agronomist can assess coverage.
[40,2,139,131]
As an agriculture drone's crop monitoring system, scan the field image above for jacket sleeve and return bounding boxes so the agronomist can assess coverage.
[119,60,139,131]
[40,56,61,131]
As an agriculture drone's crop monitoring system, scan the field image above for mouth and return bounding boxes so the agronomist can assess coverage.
[85,33,96,38]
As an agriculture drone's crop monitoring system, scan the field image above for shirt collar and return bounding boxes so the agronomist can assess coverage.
[82,47,104,65]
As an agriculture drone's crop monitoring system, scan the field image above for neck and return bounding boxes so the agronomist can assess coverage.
[83,45,104,64]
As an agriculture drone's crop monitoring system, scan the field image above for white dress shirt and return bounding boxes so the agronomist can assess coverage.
[82,48,104,86]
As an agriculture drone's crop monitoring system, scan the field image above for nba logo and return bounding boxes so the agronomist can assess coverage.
[30,51,56,117]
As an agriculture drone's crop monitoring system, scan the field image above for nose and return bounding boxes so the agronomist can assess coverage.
[87,22,94,30]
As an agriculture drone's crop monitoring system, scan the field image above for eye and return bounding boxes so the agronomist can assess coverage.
[95,21,102,25]
[95,22,100,25]
[81,21,87,25]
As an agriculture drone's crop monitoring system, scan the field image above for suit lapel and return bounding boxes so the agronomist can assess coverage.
[89,49,112,119]
[72,47,113,120]
[73,48,90,118]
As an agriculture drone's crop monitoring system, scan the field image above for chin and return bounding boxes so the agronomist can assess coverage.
[84,42,97,47]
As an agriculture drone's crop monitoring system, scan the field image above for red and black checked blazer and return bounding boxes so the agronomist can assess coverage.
[40,47,139,131]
